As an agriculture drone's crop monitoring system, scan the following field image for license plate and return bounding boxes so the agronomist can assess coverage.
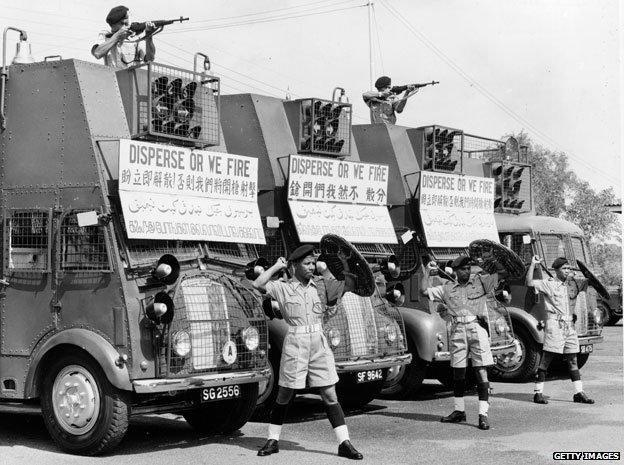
[356,369,383,383]
[580,344,593,354]
[200,385,241,403]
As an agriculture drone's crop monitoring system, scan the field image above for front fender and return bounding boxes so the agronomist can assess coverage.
[397,307,442,362]
[25,328,132,398]
[507,306,543,344]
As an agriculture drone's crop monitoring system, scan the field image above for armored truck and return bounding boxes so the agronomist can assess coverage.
[0,32,269,455]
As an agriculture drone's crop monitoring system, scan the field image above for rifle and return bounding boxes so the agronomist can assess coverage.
[391,80,439,94]
[130,16,189,34]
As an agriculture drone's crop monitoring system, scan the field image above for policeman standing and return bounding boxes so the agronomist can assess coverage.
[420,255,510,430]
[253,245,363,460]
[526,256,595,405]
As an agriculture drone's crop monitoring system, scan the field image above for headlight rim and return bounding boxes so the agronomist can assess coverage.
[384,323,398,343]
[172,330,191,357]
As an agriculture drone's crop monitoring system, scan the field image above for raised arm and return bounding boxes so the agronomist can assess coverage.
[394,87,418,113]
[419,260,438,296]
[526,255,541,287]
[253,257,286,294]
[92,27,132,59]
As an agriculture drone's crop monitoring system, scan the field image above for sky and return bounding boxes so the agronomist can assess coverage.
[0,0,621,197]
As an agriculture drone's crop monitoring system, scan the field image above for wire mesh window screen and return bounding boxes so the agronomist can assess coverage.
[204,242,258,264]
[6,210,50,271]
[500,233,533,264]
[59,213,110,272]
[353,243,395,257]
[143,63,220,146]
[257,232,288,264]
[126,239,203,267]
[539,234,567,268]
[570,237,589,268]
[299,99,351,156]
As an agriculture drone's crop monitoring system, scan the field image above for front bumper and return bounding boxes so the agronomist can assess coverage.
[431,340,519,363]
[133,368,271,394]
[579,335,604,345]
[335,353,412,372]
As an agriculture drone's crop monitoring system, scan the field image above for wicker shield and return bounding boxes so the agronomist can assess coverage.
[319,234,375,297]
[576,259,610,300]
[469,239,525,279]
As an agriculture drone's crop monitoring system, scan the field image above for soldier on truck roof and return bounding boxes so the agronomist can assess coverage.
[91,5,156,68]
[362,75,418,125]
[526,256,595,405]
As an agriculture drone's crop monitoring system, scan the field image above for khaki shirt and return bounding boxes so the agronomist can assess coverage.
[533,277,588,318]
[427,274,498,318]
[265,276,343,326]
[95,30,143,68]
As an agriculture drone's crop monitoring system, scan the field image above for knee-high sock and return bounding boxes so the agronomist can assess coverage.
[453,367,467,411]
[534,368,547,393]
[325,402,349,444]
[267,402,290,440]
[477,382,490,415]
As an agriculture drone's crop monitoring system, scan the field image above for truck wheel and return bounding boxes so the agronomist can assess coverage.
[184,383,259,434]
[600,302,620,326]
[491,325,540,381]
[40,352,129,456]
[336,379,384,408]
[379,337,427,399]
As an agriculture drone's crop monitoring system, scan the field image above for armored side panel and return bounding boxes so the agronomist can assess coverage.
[0,60,128,397]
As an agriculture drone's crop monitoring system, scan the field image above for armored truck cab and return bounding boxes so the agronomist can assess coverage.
[0,54,269,454]
[220,93,411,409]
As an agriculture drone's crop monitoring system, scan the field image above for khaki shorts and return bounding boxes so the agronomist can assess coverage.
[278,331,339,389]
[543,319,580,354]
[449,321,494,368]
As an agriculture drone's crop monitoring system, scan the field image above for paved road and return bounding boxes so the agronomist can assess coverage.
[1,323,622,465]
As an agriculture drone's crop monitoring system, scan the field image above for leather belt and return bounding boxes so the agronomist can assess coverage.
[288,323,323,334]
[451,315,477,324]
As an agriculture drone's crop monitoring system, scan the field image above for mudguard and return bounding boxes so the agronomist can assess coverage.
[397,307,440,362]
[506,306,543,344]
[25,328,132,398]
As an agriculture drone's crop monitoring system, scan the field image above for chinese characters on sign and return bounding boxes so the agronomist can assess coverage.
[419,171,499,247]
[287,155,397,243]
[118,139,265,244]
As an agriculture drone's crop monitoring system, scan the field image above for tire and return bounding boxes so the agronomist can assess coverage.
[600,302,620,326]
[40,352,129,456]
[336,378,384,408]
[378,337,427,399]
[184,383,259,434]
[491,324,540,382]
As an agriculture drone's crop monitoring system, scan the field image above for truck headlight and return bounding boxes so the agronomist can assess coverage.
[592,309,603,326]
[243,326,260,351]
[495,318,508,335]
[172,330,191,357]
[385,323,398,343]
[328,328,341,347]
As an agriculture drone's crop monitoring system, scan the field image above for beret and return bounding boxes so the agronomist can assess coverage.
[374,75,391,90]
[551,257,568,269]
[451,255,473,269]
[287,244,315,262]
[106,5,129,26]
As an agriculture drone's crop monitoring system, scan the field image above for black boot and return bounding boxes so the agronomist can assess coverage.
[338,440,363,460]
[533,392,548,404]
[441,410,466,423]
[258,439,279,456]
[478,414,490,430]
[573,392,595,404]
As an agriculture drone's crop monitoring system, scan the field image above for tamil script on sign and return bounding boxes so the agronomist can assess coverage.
[288,154,388,205]
[288,201,397,244]
[419,171,498,247]
[118,139,264,243]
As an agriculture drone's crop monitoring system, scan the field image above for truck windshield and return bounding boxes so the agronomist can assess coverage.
[570,236,592,268]
[538,234,567,268]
